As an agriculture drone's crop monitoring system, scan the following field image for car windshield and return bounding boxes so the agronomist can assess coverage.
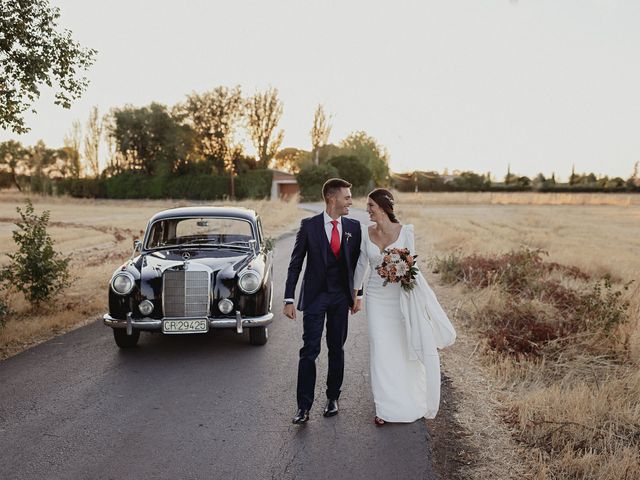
[145,217,254,249]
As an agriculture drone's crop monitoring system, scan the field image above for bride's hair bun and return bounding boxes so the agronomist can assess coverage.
[368,188,399,223]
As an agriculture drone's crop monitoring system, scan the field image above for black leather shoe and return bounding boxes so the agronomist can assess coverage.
[323,399,339,417]
[292,409,309,424]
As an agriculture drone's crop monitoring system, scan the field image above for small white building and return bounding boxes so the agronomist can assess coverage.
[270,170,299,200]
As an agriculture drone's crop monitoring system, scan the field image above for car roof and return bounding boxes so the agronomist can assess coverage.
[148,206,258,223]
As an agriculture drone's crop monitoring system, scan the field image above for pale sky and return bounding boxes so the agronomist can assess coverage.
[2,0,639,180]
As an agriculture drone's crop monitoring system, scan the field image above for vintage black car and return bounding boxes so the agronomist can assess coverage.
[103,206,274,348]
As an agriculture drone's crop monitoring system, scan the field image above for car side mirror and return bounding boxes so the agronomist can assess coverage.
[132,240,142,257]
[248,239,258,255]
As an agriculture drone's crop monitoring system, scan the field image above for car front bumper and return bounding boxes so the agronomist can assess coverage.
[103,311,273,335]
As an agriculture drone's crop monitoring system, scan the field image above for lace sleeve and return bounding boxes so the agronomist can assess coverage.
[353,225,369,292]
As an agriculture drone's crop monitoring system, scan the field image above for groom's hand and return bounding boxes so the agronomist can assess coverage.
[283,303,296,320]
[351,298,362,314]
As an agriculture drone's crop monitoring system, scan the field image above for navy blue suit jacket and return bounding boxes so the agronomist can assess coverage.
[285,213,362,311]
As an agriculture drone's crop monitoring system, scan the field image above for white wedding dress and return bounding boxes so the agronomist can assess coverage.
[354,224,456,422]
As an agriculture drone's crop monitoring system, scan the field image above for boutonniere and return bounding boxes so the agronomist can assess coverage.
[344,232,352,243]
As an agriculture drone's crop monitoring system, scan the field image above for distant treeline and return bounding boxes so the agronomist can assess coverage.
[1,81,637,199]
[391,169,640,193]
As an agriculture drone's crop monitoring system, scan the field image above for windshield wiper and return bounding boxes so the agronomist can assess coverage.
[217,241,251,248]
[147,243,218,251]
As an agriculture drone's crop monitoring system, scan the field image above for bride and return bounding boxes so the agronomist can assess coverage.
[353,188,456,425]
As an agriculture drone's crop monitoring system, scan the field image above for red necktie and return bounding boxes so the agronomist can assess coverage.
[330,220,340,258]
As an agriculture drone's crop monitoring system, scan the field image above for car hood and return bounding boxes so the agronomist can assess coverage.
[142,248,251,274]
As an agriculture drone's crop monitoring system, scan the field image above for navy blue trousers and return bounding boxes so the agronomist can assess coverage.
[296,290,350,410]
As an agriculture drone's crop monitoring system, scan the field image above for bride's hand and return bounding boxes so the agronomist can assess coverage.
[351,298,362,315]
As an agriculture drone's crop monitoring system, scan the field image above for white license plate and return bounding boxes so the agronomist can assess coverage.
[162,319,208,334]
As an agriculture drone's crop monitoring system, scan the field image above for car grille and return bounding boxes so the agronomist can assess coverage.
[163,270,210,317]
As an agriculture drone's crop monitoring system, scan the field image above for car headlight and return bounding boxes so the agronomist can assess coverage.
[111,272,134,295]
[139,300,154,316]
[218,298,234,314]
[238,271,261,294]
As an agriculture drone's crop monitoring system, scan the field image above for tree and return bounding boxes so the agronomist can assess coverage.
[0,0,97,133]
[53,146,79,178]
[415,171,446,191]
[101,113,125,176]
[83,106,102,177]
[177,86,244,174]
[271,147,311,174]
[327,155,372,189]
[569,165,578,186]
[310,104,332,165]
[451,171,488,191]
[504,164,518,185]
[316,143,346,165]
[247,87,284,168]
[108,103,193,176]
[605,177,625,189]
[26,140,55,178]
[626,161,639,190]
[0,140,28,190]
[63,120,82,178]
[296,163,339,201]
[339,131,389,186]
[532,173,546,191]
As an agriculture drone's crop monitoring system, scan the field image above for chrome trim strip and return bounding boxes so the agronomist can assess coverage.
[103,313,274,331]
[235,310,243,334]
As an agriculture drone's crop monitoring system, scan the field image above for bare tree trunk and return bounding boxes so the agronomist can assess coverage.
[11,167,21,191]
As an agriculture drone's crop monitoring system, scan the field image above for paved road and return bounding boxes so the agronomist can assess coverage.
[0,207,437,480]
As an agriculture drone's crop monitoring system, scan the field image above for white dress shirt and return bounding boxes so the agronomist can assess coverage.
[323,210,343,245]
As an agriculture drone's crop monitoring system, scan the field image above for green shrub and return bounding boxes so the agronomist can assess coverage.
[234,169,273,199]
[105,171,151,198]
[53,171,273,200]
[576,277,632,334]
[0,200,70,306]
[327,156,372,189]
[57,178,107,197]
[296,163,340,201]
[167,174,229,200]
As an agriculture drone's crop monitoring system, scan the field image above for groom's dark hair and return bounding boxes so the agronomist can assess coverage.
[322,178,352,202]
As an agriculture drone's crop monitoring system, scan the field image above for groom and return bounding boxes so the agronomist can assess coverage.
[284,178,363,424]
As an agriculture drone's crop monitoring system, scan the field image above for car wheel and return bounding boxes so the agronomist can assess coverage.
[113,328,140,348]
[249,326,268,346]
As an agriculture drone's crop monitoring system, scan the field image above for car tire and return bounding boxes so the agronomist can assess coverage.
[113,328,140,348]
[249,326,268,346]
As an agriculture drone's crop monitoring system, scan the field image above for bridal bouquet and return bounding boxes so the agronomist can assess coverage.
[376,247,418,291]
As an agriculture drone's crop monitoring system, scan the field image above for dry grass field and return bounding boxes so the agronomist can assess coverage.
[0,191,306,359]
[384,192,640,479]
